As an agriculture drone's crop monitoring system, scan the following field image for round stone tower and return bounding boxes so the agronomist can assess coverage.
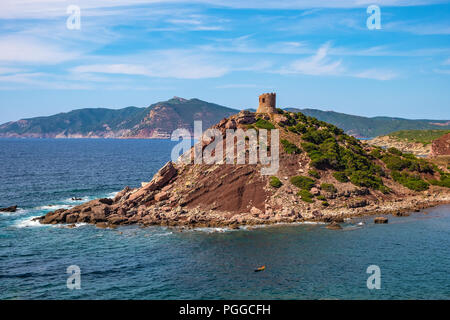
[256,93,277,114]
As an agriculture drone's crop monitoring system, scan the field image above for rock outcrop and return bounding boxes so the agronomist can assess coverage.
[0,205,17,212]
[430,133,450,157]
[36,100,450,229]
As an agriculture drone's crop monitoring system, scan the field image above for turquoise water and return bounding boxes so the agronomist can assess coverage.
[0,138,449,300]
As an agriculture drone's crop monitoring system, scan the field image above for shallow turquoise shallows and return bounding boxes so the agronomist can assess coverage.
[0,138,449,300]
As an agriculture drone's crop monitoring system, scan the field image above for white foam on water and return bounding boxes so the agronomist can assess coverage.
[0,208,29,216]
[106,191,119,198]
[36,204,74,211]
[14,216,45,228]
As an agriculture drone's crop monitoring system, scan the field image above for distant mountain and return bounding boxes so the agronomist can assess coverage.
[286,108,450,138]
[1,99,449,139]
[0,97,238,139]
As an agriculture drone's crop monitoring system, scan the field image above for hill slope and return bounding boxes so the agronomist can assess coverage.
[286,108,450,138]
[0,97,237,138]
[37,109,450,228]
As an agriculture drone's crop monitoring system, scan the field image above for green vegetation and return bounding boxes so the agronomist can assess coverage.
[275,108,439,193]
[322,201,330,207]
[254,118,275,130]
[269,176,282,188]
[388,129,450,145]
[290,176,316,190]
[428,172,450,188]
[388,147,403,156]
[297,189,314,203]
[284,108,450,138]
[0,98,238,137]
[333,171,349,183]
[281,139,302,154]
[391,171,429,191]
[321,183,337,193]
[381,153,434,173]
[308,170,321,179]
[317,195,326,201]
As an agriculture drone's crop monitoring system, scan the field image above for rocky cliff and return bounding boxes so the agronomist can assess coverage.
[37,109,450,228]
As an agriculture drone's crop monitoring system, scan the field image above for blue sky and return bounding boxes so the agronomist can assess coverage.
[0,0,449,123]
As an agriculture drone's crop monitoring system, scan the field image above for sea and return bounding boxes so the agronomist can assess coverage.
[0,138,449,300]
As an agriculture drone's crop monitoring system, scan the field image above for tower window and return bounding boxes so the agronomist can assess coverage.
[262,98,265,103]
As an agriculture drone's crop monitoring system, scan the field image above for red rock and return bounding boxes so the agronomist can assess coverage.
[155,191,169,202]
[430,133,450,157]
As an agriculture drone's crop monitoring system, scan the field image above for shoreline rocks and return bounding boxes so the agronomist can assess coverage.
[374,217,389,224]
[0,205,17,212]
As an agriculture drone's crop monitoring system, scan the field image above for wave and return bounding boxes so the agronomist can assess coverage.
[14,215,45,228]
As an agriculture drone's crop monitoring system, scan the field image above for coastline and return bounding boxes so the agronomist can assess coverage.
[35,188,450,229]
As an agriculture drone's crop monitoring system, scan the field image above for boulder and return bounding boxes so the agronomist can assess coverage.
[155,191,169,202]
[348,199,368,208]
[250,206,262,216]
[326,222,342,230]
[374,217,388,224]
[0,205,17,212]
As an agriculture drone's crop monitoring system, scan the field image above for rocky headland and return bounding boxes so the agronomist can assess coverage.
[36,96,450,229]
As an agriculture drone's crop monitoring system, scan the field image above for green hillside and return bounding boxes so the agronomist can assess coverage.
[286,108,450,138]
[387,130,450,145]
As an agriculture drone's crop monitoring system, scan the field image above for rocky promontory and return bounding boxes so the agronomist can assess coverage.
[37,103,450,229]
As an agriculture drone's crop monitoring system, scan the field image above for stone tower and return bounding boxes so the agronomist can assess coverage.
[256,93,277,114]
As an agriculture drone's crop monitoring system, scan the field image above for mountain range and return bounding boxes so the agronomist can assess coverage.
[1,97,449,139]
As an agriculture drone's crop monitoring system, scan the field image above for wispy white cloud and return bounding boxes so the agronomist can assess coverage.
[384,21,450,35]
[0,36,80,64]
[353,69,398,80]
[71,50,229,79]
[216,84,258,89]
[1,0,445,19]
[279,43,343,76]
[277,43,398,80]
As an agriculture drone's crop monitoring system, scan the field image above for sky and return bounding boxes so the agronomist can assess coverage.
[0,0,449,123]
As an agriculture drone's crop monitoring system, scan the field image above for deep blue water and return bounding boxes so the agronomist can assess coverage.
[0,138,449,300]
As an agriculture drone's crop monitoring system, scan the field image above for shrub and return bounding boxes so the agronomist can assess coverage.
[333,171,349,183]
[308,170,321,179]
[322,201,329,207]
[298,189,314,203]
[317,195,326,200]
[428,173,450,188]
[349,170,384,189]
[378,185,392,194]
[254,118,275,130]
[369,149,382,159]
[290,176,315,190]
[388,147,403,156]
[382,154,410,171]
[281,139,302,154]
[269,176,282,188]
[321,183,337,193]
[391,171,429,191]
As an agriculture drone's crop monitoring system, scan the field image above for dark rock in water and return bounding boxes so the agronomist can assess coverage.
[0,205,17,212]
[72,197,83,201]
[326,222,342,230]
[374,217,388,224]
[393,211,411,217]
